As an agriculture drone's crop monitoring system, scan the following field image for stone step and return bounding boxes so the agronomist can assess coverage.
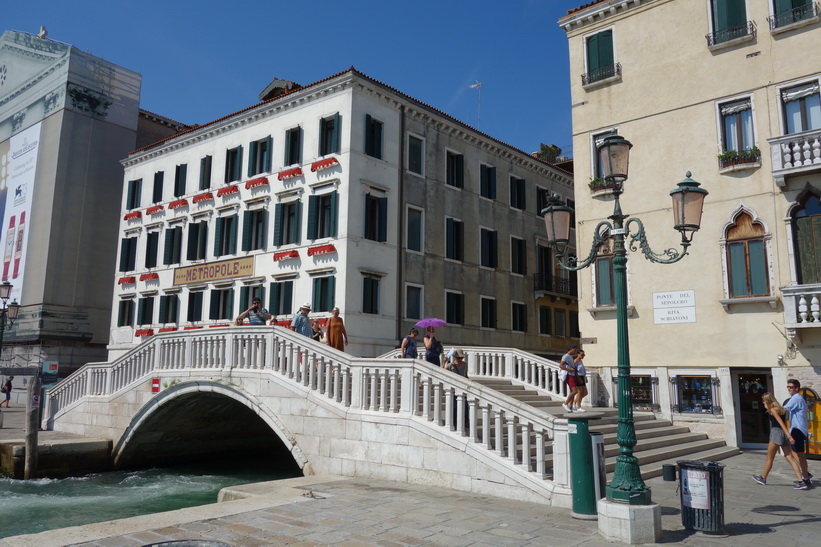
[609,445,742,481]
[603,438,729,473]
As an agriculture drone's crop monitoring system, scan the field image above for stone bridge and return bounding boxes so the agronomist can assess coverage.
[43,326,576,507]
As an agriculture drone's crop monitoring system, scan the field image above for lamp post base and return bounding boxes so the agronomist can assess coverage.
[606,484,652,505]
[598,498,661,544]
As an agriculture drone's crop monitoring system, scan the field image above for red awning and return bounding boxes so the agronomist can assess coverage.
[169,199,189,209]
[146,205,164,215]
[217,185,239,197]
[118,276,136,285]
[139,272,159,281]
[273,250,300,261]
[124,211,142,221]
[193,192,214,203]
[184,325,204,330]
[245,177,270,189]
[209,324,229,328]
[275,320,291,327]
[318,317,329,327]
[311,157,339,172]
[135,329,154,337]
[158,327,178,333]
[278,167,303,181]
[307,244,337,256]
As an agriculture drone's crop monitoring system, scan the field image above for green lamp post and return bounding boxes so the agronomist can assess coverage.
[541,136,708,505]
[0,281,20,353]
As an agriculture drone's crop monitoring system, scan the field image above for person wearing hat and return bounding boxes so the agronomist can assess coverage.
[448,349,469,430]
[291,303,313,338]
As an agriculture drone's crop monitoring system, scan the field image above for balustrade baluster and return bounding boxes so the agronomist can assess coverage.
[812,295,820,323]
[483,406,491,449]
[792,142,802,166]
[370,369,379,411]
[521,422,532,472]
[433,383,442,425]
[783,143,793,168]
[342,367,350,406]
[301,349,310,386]
[495,410,504,456]
[379,369,388,412]
[507,416,517,463]
[468,399,477,442]
[535,429,545,478]
[803,140,812,165]
[389,370,398,412]
[799,295,809,323]
[813,138,821,164]
[445,387,454,430]
[422,378,431,420]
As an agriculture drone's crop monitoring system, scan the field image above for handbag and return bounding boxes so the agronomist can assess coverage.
[559,370,567,382]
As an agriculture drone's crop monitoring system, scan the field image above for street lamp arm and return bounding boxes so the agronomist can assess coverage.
[557,220,614,271]
[625,217,691,265]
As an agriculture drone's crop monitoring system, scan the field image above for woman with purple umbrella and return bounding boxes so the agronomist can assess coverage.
[416,318,447,367]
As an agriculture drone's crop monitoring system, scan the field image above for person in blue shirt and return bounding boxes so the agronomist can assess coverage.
[784,379,813,487]
[239,298,271,326]
[291,302,313,338]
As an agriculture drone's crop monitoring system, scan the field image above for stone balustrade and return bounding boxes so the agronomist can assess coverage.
[769,129,821,186]
[782,284,821,336]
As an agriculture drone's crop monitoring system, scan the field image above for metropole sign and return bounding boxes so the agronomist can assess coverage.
[173,257,254,285]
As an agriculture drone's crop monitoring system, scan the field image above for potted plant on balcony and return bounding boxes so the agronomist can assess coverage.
[589,176,617,195]
[719,146,761,169]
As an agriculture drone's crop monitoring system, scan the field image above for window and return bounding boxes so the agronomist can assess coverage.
[214,215,238,257]
[363,276,380,314]
[782,81,821,134]
[709,0,751,45]
[726,212,770,297]
[152,171,164,203]
[481,297,496,329]
[239,286,265,313]
[595,253,615,307]
[126,179,142,210]
[285,127,302,166]
[584,29,617,85]
[406,284,423,320]
[319,113,341,156]
[187,221,208,261]
[159,295,179,324]
[308,192,338,240]
[446,151,464,188]
[119,237,137,272]
[408,135,424,175]
[512,302,527,332]
[187,291,204,322]
[675,376,715,413]
[407,207,423,252]
[269,280,293,316]
[225,146,243,183]
[536,187,551,215]
[164,226,183,265]
[480,228,498,268]
[446,218,464,261]
[248,136,272,177]
[510,176,526,210]
[771,0,817,29]
[720,99,754,154]
[313,276,335,312]
[570,311,580,338]
[145,231,160,269]
[174,164,187,197]
[117,299,134,327]
[137,296,154,325]
[242,210,268,252]
[539,306,551,335]
[199,156,212,190]
[480,164,496,199]
[511,237,526,275]
[364,193,387,242]
[274,201,301,246]
[365,114,383,159]
[210,288,234,320]
[554,308,567,337]
[445,291,464,325]
[794,195,821,284]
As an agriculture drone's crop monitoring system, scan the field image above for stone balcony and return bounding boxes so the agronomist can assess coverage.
[781,283,821,340]
[769,129,821,187]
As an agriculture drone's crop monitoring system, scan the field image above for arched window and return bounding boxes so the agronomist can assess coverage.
[794,195,821,285]
[726,213,769,297]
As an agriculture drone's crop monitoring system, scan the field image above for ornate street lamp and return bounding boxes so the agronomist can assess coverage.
[542,136,707,505]
[0,281,20,355]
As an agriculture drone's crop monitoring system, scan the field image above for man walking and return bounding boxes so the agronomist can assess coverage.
[291,303,313,338]
[784,379,813,487]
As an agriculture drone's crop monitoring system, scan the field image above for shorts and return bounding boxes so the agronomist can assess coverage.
[576,375,586,387]
[769,427,788,446]
[790,428,807,453]
[566,375,577,388]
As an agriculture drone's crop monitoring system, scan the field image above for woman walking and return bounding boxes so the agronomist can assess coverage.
[326,307,348,351]
[752,393,807,489]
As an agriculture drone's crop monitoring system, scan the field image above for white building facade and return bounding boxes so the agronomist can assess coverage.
[111,69,576,360]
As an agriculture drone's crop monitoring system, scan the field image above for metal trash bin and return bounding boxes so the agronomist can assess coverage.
[677,460,727,536]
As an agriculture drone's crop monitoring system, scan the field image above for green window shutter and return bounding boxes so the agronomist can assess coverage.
[178,164,187,196]
[329,192,338,237]
[269,283,279,315]
[596,258,613,306]
[312,279,320,312]
[248,141,258,178]
[293,201,302,244]
[332,113,341,154]
[363,278,373,313]
[214,217,225,256]
[200,156,211,190]
[714,0,746,31]
[236,146,244,181]
[229,216,237,254]
[119,238,129,271]
[164,229,174,265]
[446,218,454,258]
[284,132,292,165]
[489,167,496,199]
[456,155,464,187]
[210,291,220,320]
[265,136,273,172]
[365,114,374,156]
[187,225,197,261]
[239,287,249,311]
[480,166,488,196]
[283,282,293,314]
[728,242,748,297]
[377,197,388,242]
[118,301,126,327]
[328,277,336,310]
[586,33,600,72]
[242,211,253,251]
[137,298,145,324]
[587,30,613,72]
[273,203,283,246]
[307,195,319,240]
[748,240,768,296]
[295,128,302,162]
[159,296,168,323]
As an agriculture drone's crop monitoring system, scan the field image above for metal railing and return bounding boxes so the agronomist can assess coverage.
[534,273,577,298]
[706,21,756,46]
[581,63,621,86]
[768,2,820,29]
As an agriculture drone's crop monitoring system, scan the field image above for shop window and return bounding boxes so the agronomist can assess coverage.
[672,375,720,414]
[614,376,659,411]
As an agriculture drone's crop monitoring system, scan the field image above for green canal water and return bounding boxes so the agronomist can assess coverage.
[0,458,301,538]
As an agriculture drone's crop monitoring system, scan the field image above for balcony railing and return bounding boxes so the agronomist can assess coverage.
[768,129,821,186]
[768,2,820,30]
[581,63,621,86]
[781,284,821,336]
[706,21,756,47]
[534,273,577,298]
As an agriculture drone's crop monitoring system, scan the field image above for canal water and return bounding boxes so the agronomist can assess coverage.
[0,458,301,538]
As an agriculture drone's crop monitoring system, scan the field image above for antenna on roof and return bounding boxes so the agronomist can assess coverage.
[467,80,483,129]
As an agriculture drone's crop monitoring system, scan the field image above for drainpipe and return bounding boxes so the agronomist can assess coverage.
[395,104,406,348]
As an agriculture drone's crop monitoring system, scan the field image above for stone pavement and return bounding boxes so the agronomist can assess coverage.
[1,405,818,546]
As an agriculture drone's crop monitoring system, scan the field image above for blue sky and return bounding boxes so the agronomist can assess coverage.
[6,0,585,157]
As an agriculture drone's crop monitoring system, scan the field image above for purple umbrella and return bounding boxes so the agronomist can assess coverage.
[415,318,448,329]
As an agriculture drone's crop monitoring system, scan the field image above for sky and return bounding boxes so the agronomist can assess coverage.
[5,0,586,157]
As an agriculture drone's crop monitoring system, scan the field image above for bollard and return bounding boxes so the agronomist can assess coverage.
[567,412,604,519]
[677,460,727,536]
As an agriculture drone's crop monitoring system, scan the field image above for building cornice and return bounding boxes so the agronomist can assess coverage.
[559,0,658,33]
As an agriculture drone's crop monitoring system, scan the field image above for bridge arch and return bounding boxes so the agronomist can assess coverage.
[112,379,310,473]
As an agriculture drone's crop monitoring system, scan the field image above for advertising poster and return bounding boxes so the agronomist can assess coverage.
[681,468,710,509]
[1,122,40,303]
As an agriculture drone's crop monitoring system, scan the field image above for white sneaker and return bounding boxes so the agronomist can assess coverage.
[562,403,572,412]
[575,407,586,412]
